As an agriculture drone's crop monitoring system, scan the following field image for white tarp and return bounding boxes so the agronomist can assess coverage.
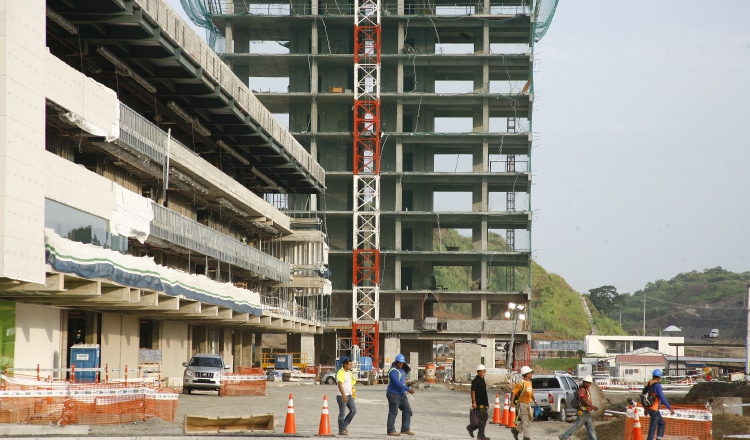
[45,229,262,315]
[111,185,154,243]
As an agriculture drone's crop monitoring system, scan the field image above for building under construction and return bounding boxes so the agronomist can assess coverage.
[190,0,559,370]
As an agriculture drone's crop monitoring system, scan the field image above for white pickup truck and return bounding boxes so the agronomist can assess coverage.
[531,373,579,421]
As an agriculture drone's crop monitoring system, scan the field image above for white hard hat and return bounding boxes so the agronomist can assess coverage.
[582,375,593,383]
[477,364,486,371]
[520,366,533,375]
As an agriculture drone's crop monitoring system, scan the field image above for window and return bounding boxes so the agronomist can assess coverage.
[45,199,128,252]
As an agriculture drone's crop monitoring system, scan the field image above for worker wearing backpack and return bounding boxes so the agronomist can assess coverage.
[510,366,538,440]
[558,375,598,440]
[644,369,675,440]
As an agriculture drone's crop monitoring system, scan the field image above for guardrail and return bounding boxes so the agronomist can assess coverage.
[119,103,167,166]
[150,201,291,283]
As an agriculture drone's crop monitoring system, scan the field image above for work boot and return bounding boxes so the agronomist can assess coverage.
[401,430,415,435]
[511,427,519,440]
[338,431,348,436]
[466,425,474,438]
[477,437,490,440]
[387,432,400,436]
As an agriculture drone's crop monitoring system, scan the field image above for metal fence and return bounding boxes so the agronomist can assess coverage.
[118,104,167,166]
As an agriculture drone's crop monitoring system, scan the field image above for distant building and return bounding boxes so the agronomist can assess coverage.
[584,335,684,357]
[615,353,666,383]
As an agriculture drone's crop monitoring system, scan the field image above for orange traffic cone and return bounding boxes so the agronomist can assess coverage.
[506,404,517,429]
[501,393,510,426]
[284,393,296,434]
[489,394,502,424]
[632,408,644,440]
[317,395,332,436]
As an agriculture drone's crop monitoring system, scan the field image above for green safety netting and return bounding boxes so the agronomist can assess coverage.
[534,0,560,42]
[180,0,224,51]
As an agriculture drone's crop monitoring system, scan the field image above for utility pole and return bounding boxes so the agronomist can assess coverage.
[642,294,646,336]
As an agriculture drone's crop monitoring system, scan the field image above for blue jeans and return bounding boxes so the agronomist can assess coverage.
[647,408,665,440]
[386,392,411,433]
[336,395,356,433]
[560,412,597,440]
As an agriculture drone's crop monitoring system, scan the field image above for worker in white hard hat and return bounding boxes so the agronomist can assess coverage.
[558,375,599,440]
[466,364,490,440]
[510,366,537,440]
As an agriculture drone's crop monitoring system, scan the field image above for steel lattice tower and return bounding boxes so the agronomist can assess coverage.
[351,0,381,369]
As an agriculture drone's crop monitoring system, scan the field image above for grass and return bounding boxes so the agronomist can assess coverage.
[532,358,581,374]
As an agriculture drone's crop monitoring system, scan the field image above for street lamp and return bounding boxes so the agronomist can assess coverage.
[506,303,526,369]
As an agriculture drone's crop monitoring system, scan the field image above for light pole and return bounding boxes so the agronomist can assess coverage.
[505,302,526,370]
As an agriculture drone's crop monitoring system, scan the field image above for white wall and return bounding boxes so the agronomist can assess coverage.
[584,335,684,356]
[160,320,188,379]
[0,0,47,283]
[14,303,61,374]
[100,313,140,379]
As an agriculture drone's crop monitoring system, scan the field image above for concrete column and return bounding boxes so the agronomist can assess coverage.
[384,337,401,366]
[483,0,491,16]
[480,257,488,290]
[482,97,489,132]
[394,291,401,318]
[300,335,316,365]
[483,22,490,54]
[254,333,263,366]
[409,352,419,380]
[223,329,234,370]
[224,21,233,53]
[480,296,488,320]
[311,0,318,15]
[0,0,46,283]
[482,138,489,173]
[481,179,488,211]
[240,330,253,367]
[312,22,319,54]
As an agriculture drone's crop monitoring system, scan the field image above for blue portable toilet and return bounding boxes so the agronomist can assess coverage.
[70,344,100,382]
[274,354,293,370]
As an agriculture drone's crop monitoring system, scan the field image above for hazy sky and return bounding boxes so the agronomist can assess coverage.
[167,0,750,294]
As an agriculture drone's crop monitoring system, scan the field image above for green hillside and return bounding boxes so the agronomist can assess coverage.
[600,267,750,338]
[432,229,625,339]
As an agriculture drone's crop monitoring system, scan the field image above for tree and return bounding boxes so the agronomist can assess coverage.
[588,285,622,315]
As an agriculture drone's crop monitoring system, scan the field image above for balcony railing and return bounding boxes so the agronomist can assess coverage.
[119,103,167,166]
[149,202,290,283]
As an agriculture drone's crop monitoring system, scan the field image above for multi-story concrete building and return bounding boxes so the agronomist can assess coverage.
[203,0,558,368]
[0,0,329,381]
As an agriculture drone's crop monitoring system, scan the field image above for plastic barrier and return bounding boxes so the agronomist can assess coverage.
[219,368,267,396]
[624,405,711,440]
[0,373,178,425]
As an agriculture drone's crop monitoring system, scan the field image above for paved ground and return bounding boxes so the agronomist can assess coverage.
[83,382,622,439]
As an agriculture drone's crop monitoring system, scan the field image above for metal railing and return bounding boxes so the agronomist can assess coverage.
[119,103,167,166]
[149,201,290,283]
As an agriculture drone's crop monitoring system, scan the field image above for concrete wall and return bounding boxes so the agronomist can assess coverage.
[14,303,62,373]
[0,0,47,283]
[584,336,684,356]
[100,313,140,379]
[160,320,189,379]
[454,342,482,382]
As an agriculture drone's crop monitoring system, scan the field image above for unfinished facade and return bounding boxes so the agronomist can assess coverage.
[205,0,558,368]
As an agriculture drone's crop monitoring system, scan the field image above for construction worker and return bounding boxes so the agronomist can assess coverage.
[336,357,357,436]
[510,366,537,440]
[386,353,415,436]
[645,369,675,440]
[558,375,598,440]
[466,364,490,440]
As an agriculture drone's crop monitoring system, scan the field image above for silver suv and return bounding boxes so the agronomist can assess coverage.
[182,353,229,395]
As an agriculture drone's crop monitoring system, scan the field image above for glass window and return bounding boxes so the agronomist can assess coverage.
[45,199,128,252]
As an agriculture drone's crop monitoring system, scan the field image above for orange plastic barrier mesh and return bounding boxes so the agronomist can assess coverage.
[219,369,266,397]
[624,405,712,440]
[0,374,179,425]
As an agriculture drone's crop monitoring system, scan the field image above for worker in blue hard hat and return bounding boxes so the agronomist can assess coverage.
[644,369,675,440]
[386,353,414,436]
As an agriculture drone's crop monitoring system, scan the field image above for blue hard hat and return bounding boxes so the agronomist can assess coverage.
[395,354,406,363]
[340,356,350,364]
[652,369,662,378]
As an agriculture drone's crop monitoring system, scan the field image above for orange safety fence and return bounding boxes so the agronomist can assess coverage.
[624,404,712,440]
[0,373,178,425]
[219,368,266,397]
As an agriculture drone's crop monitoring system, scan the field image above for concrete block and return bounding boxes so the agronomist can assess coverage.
[710,397,742,416]
[0,423,89,436]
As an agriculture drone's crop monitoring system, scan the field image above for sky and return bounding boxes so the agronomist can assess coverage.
[166,0,750,295]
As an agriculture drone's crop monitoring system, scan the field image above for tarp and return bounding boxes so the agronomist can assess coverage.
[44,229,262,315]
[112,186,154,243]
